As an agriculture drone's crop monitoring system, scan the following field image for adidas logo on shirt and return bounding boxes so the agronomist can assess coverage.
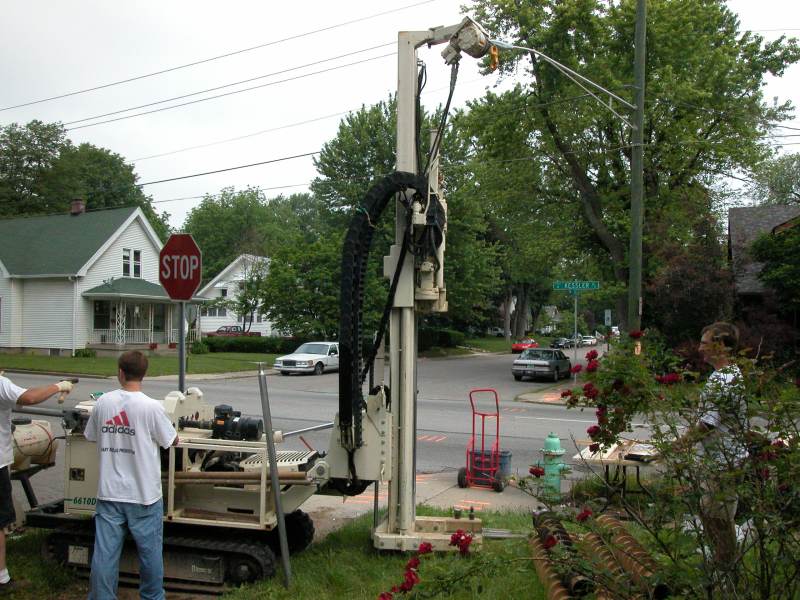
[102,410,136,435]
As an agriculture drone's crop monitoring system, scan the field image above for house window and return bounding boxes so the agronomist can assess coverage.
[220,289,227,297]
[93,301,111,329]
[122,249,131,276]
[218,307,226,317]
[133,250,141,278]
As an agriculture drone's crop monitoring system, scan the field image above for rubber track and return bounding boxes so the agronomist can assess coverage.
[164,534,277,581]
[338,171,426,451]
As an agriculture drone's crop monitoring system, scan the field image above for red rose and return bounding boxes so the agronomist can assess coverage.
[379,593,393,600]
[629,330,643,339]
[586,359,599,372]
[587,425,601,438]
[570,364,583,374]
[529,465,545,478]
[560,389,573,398]
[759,468,770,481]
[589,443,600,453]
[586,350,599,361]
[595,406,607,417]
[391,586,400,593]
[406,556,420,570]
[576,507,593,522]
[542,534,558,550]
[417,542,433,555]
[655,375,664,384]
[584,386,599,399]
[400,580,414,592]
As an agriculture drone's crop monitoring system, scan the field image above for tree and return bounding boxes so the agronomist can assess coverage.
[746,153,800,205]
[750,221,800,311]
[214,257,269,332]
[470,0,800,327]
[0,120,170,239]
[183,187,273,281]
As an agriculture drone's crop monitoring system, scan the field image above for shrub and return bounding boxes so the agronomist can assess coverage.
[190,341,209,354]
[418,328,466,350]
[73,348,96,358]
[203,336,312,354]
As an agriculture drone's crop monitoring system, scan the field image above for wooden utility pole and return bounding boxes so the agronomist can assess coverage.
[627,0,647,331]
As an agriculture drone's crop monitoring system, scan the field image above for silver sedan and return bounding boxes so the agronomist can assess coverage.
[511,348,572,382]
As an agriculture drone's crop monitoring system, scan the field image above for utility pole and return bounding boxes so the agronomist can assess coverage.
[627,0,647,331]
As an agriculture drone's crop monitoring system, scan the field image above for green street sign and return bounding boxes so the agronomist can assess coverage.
[552,280,600,291]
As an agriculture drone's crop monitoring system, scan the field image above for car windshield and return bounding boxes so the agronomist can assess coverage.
[294,343,329,355]
[521,349,553,360]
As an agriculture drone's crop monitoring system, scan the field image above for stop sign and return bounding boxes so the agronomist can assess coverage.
[159,234,202,301]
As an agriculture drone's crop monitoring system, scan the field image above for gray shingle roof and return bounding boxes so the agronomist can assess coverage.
[0,207,138,276]
[83,277,205,302]
[728,205,800,295]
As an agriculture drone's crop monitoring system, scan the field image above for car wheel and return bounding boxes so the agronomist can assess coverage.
[552,368,559,382]
[513,374,522,381]
[314,362,324,376]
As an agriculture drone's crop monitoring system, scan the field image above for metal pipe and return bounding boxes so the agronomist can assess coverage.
[178,301,186,392]
[170,470,307,481]
[257,365,291,588]
[13,406,68,418]
[282,422,334,438]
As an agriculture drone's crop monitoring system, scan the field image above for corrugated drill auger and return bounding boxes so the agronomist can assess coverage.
[335,171,433,495]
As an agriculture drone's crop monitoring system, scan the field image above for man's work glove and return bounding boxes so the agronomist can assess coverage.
[56,379,76,403]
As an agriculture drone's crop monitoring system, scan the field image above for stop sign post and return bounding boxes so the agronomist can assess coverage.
[159,234,202,391]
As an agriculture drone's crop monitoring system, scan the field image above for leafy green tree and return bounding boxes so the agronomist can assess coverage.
[750,221,800,311]
[214,257,269,332]
[183,187,273,281]
[470,0,800,327]
[0,120,170,238]
[747,152,800,205]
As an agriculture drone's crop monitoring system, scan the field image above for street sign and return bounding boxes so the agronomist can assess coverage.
[552,280,600,291]
[159,234,202,301]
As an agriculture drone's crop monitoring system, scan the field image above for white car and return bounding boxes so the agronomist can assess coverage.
[273,342,339,376]
[581,335,598,346]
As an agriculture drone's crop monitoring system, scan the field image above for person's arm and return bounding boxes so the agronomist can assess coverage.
[17,381,73,406]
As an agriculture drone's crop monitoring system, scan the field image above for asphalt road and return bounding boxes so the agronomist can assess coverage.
[7,348,615,507]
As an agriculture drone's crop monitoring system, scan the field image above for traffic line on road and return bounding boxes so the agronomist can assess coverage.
[502,407,526,413]
[417,434,447,442]
[515,415,649,427]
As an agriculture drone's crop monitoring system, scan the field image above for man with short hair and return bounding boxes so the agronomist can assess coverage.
[85,351,177,600]
[0,374,74,591]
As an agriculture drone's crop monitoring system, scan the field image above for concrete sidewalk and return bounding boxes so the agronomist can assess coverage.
[514,383,571,406]
[302,469,547,539]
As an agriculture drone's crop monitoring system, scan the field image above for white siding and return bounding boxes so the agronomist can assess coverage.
[198,256,276,336]
[0,272,27,348]
[76,217,163,347]
[20,279,75,349]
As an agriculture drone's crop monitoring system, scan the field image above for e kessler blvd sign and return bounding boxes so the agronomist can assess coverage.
[552,280,600,291]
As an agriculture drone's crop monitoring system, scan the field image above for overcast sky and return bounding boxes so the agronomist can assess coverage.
[1,0,797,228]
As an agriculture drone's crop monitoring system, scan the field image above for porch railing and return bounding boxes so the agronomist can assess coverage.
[88,329,198,345]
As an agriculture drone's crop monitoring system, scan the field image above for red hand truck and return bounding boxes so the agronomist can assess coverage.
[457,388,506,492]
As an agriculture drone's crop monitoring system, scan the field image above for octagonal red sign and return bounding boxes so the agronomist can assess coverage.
[159,234,202,301]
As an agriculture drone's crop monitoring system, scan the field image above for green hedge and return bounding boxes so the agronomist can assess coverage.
[203,336,312,354]
[418,328,466,351]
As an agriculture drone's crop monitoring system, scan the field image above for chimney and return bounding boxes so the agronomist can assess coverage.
[70,199,86,215]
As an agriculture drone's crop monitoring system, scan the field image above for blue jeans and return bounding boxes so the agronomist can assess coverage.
[89,499,165,600]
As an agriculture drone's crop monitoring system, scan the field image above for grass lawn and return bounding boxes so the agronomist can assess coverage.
[0,352,278,377]
[7,508,544,600]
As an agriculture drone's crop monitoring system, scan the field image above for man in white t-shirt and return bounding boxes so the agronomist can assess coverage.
[0,374,74,592]
[85,351,177,600]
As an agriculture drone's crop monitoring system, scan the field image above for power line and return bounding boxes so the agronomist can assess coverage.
[64,42,394,126]
[67,53,395,131]
[136,151,320,187]
[0,0,439,112]
[66,52,397,131]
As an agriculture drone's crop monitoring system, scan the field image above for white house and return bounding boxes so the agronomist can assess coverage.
[197,254,277,336]
[0,202,202,355]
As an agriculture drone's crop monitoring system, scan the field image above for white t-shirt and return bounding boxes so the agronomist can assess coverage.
[0,376,27,469]
[85,389,177,505]
[699,365,748,467]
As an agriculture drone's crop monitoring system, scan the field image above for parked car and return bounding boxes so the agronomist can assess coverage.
[512,348,571,382]
[581,335,598,346]
[487,326,504,337]
[205,325,262,337]
[550,337,573,349]
[511,337,539,353]
[273,342,339,375]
